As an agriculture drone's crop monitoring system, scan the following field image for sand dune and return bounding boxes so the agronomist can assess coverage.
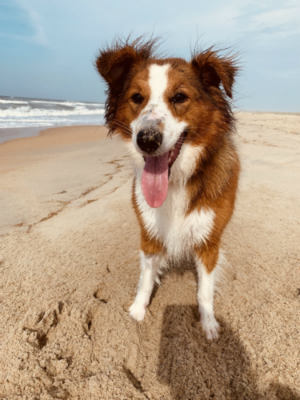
[0,113,299,399]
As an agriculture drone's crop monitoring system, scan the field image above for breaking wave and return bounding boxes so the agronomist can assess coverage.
[0,96,105,128]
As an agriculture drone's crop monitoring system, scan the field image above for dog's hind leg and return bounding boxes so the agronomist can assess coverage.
[194,244,221,340]
[129,251,161,321]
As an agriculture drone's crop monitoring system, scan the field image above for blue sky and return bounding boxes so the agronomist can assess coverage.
[0,0,299,112]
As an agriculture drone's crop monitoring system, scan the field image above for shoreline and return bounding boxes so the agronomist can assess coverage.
[0,125,109,172]
[0,125,108,151]
[0,124,108,145]
[0,126,44,144]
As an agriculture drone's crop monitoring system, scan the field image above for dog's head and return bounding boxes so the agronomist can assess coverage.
[96,38,238,208]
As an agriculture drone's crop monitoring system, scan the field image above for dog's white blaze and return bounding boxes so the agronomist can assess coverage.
[130,63,187,155]
[147,63,169,114]
[196,257,220,340]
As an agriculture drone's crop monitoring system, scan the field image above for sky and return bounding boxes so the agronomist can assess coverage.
[0,0,299,112]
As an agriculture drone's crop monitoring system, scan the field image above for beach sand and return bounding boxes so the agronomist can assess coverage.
[0,114,299,399]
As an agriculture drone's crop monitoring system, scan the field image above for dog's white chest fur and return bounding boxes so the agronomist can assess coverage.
[135,175,215,257]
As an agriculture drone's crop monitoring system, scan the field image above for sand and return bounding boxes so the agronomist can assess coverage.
[0,114,299,399]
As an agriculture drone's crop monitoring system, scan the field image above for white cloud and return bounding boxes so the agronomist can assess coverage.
[15,0,48,46]
[157,0,300,46]
[26,8,47,45]
[241,3,300,39]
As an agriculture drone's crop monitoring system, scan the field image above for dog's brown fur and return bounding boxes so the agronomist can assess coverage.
[96,37,240,338]
[96,38,239,271]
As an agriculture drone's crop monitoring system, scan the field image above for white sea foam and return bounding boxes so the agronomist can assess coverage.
[1,106,104,118]
[0,99,26,105]
[0,96,105,128]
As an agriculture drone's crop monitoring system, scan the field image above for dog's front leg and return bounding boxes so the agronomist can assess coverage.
[129,251,160,321]
[194,244,220,340]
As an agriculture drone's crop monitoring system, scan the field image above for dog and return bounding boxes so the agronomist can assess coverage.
[96,38,240,340]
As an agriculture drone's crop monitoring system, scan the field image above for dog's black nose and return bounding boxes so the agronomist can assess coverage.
[136,129,162,154]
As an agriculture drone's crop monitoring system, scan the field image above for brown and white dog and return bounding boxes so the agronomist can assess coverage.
[96,38,240,340]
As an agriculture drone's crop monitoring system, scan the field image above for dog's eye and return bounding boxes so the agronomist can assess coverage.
[131,93,144,104]
[172,93,188,104]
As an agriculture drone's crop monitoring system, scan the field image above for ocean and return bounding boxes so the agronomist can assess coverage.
[0,95,105,129]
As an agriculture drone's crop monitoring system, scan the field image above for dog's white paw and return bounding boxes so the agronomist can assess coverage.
[129,302,146,322]
[201,314,220,340]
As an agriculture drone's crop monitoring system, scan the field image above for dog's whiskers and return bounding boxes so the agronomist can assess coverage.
[112,120,133,135]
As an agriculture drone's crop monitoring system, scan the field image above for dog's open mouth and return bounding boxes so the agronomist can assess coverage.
[141,130,188,208]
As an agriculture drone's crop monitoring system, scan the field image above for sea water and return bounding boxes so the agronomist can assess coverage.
[0,95,105,129]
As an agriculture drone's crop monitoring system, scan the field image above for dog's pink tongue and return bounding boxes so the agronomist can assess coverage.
[142,153,169,208]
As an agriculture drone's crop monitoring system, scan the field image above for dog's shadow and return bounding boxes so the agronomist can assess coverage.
[157,305,299,400]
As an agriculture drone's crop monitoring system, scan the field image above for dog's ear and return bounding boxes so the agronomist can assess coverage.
[191,49,238,98]
[96,45,137,90]
[96,38,155,91]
